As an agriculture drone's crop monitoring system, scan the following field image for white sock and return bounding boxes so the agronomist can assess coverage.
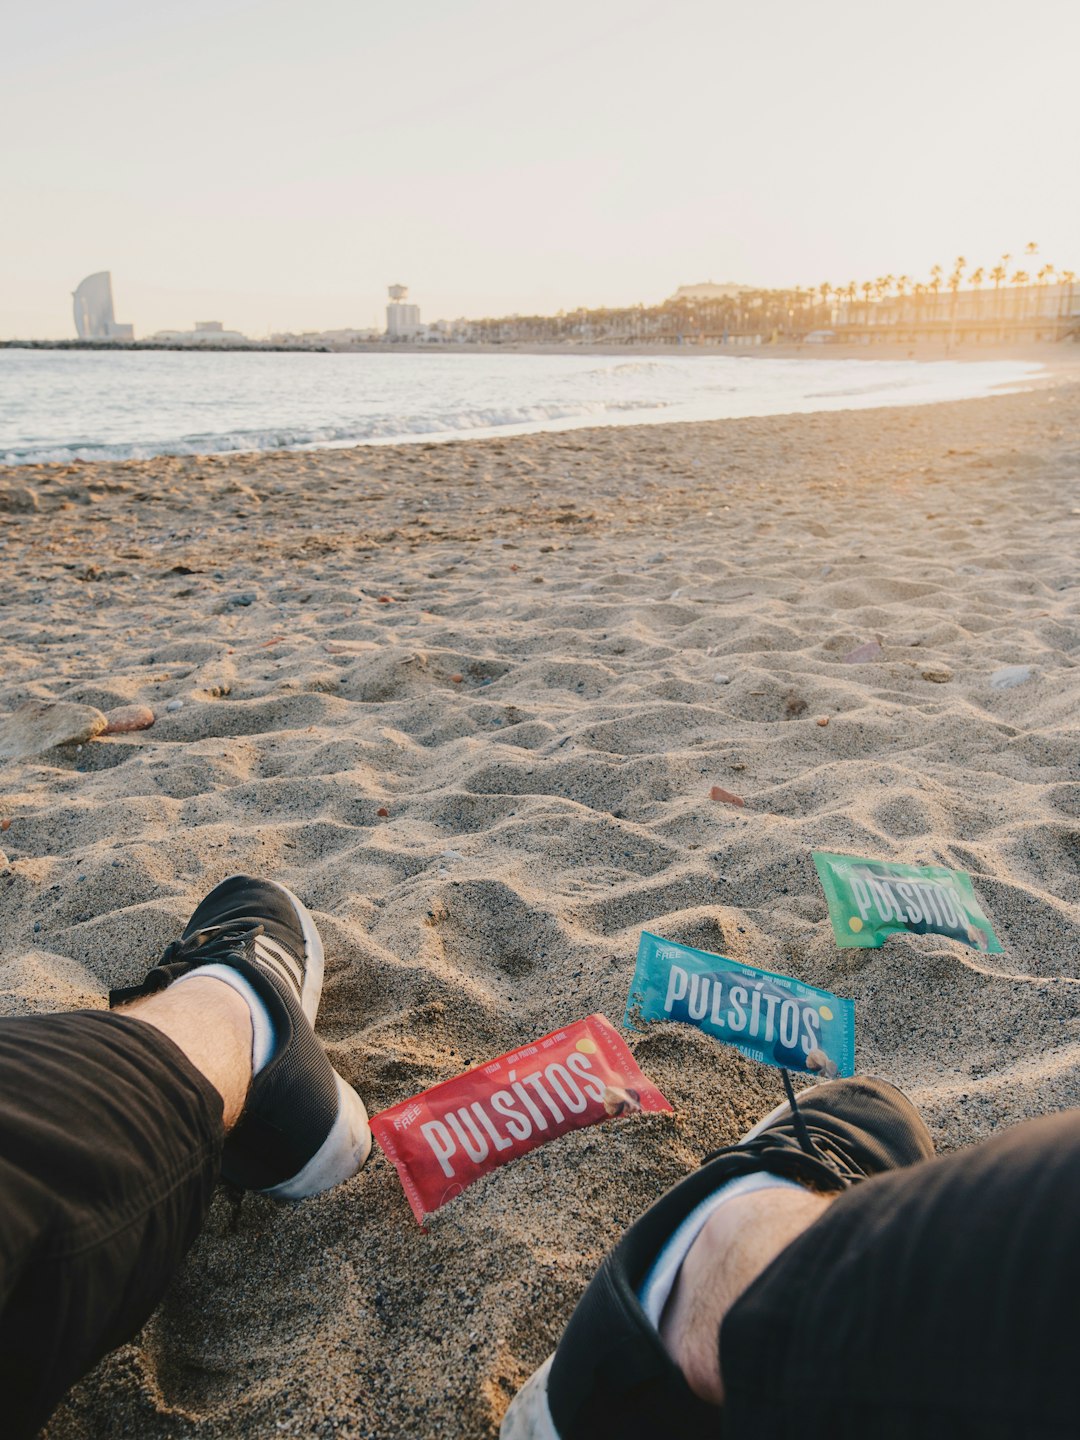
[173,964,276,1074]
[638,1172,804,1328]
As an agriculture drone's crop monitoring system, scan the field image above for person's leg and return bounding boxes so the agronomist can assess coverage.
[660,1183,835,1404]
[719,1108,1080,1440]
[510,1087,1080,1440]
[0,873,372,1439]
[124,974,252,1127]
[502,1077,933,1440]
[0,992,239,1440]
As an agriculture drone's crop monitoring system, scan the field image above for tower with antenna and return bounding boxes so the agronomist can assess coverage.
[386,284,422,339]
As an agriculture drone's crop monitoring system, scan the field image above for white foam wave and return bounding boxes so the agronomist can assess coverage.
[2,396,670,466]
[0,351,1042,467]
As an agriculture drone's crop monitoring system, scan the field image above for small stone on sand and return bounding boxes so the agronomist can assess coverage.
[376,806,390,817]
[816,716,830,726]
[165,699,184,712]
[710,785,745,807]
[921,667,953,683]
[450,674,464,684]
[712,673,731,685]
[103,705,156,735]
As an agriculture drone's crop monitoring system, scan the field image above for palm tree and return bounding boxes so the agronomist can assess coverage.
[1024,241,1038,261]
[1059,270,1077,324]
[969,267,985,289]
[1010,269,1030,325]
[1033,264,1056,324]
[948,262,965,345]
[990,265,1006,289]
[896,274,912,297]
[928,265,943,327]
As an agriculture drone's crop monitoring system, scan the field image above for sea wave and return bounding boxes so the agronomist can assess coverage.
[0,351,1042,467]
[579,360,678,380]
[2,396,671,466]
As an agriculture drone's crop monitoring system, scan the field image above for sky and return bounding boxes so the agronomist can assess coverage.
[4,0,1079,339]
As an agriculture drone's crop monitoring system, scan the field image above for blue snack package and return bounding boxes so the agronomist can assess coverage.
[624,931,855,1078]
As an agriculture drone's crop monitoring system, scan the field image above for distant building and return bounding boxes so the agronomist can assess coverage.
[386,284,422,339]
[145,320,248,345]
[313,327,382,346]
[669,282,752,303]
[72,271,134,340]
[266,327,381,348]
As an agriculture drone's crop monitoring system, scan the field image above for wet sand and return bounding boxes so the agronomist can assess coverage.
[2,379,1079,1437]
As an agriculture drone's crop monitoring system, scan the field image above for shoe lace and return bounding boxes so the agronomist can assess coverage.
[158,920,263,968]
[109,920,263,1007]
[702,1068,861,1188]
[780,1067,821,1163]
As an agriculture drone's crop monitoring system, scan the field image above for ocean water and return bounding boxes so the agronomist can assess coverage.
[0,348,1041,465]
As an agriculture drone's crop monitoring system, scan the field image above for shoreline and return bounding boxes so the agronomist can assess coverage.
[3,382,1079,1438]
[3,350,1075,473]
[3,336,1074,363]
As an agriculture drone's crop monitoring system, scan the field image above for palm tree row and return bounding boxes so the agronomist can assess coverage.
[812,243,1075,319]
[458,244,1075,344]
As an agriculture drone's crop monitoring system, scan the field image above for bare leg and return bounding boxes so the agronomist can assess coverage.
[116,978,253,1129]
[660,1186,835,1405]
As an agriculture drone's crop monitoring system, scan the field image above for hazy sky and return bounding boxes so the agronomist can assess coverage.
[4,0,1078,338]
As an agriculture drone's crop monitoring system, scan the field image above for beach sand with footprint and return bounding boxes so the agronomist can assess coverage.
[1,379,1078,1438]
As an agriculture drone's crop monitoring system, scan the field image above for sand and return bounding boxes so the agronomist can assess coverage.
[1,377,1078,1438]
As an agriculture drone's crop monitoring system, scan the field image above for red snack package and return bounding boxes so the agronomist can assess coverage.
[370,1013,672,1223]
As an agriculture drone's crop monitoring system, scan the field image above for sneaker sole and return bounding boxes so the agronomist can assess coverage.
[263,1070,373,1201]
[501,1354,557,1440]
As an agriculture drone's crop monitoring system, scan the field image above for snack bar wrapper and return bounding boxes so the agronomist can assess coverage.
[813,851,1002,953]
[625,932,855,1079]
[370,1014,672,1223]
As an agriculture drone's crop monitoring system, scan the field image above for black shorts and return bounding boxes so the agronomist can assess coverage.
[0,1010,222,1439]
[721,1108,1080,1439]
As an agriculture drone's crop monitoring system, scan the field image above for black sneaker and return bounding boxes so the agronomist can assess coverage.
[501,1076,934,1440]
[110,874,371,1200]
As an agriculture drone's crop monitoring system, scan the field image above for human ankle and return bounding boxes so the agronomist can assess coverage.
[660,1186,834,1405]
[121,977,254,1129]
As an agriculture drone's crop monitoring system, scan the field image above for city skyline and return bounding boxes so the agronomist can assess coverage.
[52,251,1078,347]
[4,0,1079,339]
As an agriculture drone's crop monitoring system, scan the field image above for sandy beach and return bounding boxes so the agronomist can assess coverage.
[2,377,1079,1438]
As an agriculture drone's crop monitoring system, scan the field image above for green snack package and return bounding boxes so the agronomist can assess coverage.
[812,851,1002,953]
